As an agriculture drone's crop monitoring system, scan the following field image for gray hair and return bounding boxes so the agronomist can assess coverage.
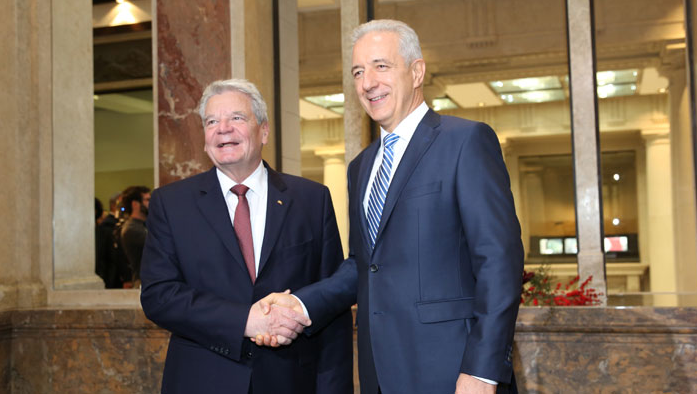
[351,19,423,65]
[198,79,269,127]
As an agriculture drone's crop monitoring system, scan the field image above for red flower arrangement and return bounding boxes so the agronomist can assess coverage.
[520,265,602,306]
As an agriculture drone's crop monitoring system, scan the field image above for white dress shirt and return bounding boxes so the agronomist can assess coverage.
[216,161,268,275]
[362,101,429,213]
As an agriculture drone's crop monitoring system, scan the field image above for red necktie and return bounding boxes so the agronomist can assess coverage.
[231,185,255,283]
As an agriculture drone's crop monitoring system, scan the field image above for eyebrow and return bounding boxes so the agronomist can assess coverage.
[351,58,394,73]
[370,58,392,65]
[204,111,247,121]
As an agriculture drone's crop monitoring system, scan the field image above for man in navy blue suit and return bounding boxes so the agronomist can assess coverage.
[259,20,524,394]
[140,79,353,394]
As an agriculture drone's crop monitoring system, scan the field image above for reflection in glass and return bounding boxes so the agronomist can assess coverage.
[94,89,155,207]
[540,239,564,255]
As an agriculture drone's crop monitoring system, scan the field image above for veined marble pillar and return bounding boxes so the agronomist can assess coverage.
[642,130,678,305]
[156,0,231,186]
[314,147,349,256]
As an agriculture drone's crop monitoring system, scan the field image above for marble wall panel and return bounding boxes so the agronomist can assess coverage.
[9,309,168,394]
[2,307,697,393]
[515,307,697,393]
[0,312,11,392]
[157,0,231,186]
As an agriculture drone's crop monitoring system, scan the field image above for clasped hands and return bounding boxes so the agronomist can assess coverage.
[244,290,309,347]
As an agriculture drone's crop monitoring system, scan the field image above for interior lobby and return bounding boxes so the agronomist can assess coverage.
[2,0,697,392]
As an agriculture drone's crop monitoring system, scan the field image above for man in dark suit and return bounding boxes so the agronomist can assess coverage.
[140,79,353,394]
[259,20,524,394]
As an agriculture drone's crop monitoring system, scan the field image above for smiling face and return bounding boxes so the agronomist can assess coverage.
[203,90,269,182]
[351,30,425,132]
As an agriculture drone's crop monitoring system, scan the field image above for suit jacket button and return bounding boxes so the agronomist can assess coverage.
[370,264,378,273]
[246,351,253,359]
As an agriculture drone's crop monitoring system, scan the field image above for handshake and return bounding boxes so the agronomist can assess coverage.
[244,290,310,347]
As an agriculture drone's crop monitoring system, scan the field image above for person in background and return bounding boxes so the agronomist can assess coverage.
[119,186,151,287]
[96,192,121,288]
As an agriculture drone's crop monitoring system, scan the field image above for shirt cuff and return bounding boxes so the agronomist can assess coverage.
[290,294,310,319]
[473,376,498,385]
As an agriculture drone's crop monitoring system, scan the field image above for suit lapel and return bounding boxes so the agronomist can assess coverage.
[195,168,248,277]
[258,164,291,278]
[375,109,441,247]
[356,140,381,252]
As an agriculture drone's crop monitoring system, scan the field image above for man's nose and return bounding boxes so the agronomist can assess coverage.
[361,69,377,92]
[219,118,234,132]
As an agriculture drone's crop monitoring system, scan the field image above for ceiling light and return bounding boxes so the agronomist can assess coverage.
[324,93,344,103]
[431,97,458,111]
[612,218,620,226]
[597,82,636,99]
[304,94,345,114]
[613,173,620,181]
[596,71,616,86]
[490,76,562,94]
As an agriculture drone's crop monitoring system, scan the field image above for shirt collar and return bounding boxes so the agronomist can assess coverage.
[379,101,429,145]
[216,161,267,196]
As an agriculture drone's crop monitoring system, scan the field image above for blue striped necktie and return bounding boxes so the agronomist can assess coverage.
[367,132,400,248]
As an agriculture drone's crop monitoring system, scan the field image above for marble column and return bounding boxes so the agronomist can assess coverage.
[666,63,697,297]
[315,147,349,256]
[241,0,276,169]
[341,0,370,163]
[642,129,678,305]
[157,0,292,182]
[278,0,302,175]
[52,0,104,290]
[0,0,52,308]
[156,0,231,186]
[566,0,607,303]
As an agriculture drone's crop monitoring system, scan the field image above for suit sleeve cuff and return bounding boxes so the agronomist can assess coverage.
[473,376,498,385]
[291,294,310,319]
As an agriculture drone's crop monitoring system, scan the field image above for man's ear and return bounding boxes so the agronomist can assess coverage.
[260,122,270,145]
[411,58,426,88]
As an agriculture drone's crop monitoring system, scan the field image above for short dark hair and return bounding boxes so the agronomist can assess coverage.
[120,186,151,215]
[95,198,104,222]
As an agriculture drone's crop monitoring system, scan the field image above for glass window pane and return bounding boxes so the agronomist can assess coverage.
[595,0,697,306]
[94,89,155,207]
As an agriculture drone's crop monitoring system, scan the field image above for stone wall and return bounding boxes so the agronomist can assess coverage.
[1,308,695,393]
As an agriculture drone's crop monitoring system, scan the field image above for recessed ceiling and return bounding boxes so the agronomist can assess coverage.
[299,99,342,120]
[297,0,339,11]
[446,83,503,109]
[94,91,153,114]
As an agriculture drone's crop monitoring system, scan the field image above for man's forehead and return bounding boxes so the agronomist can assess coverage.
[353,31,400,60]
[204,92,251,116]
